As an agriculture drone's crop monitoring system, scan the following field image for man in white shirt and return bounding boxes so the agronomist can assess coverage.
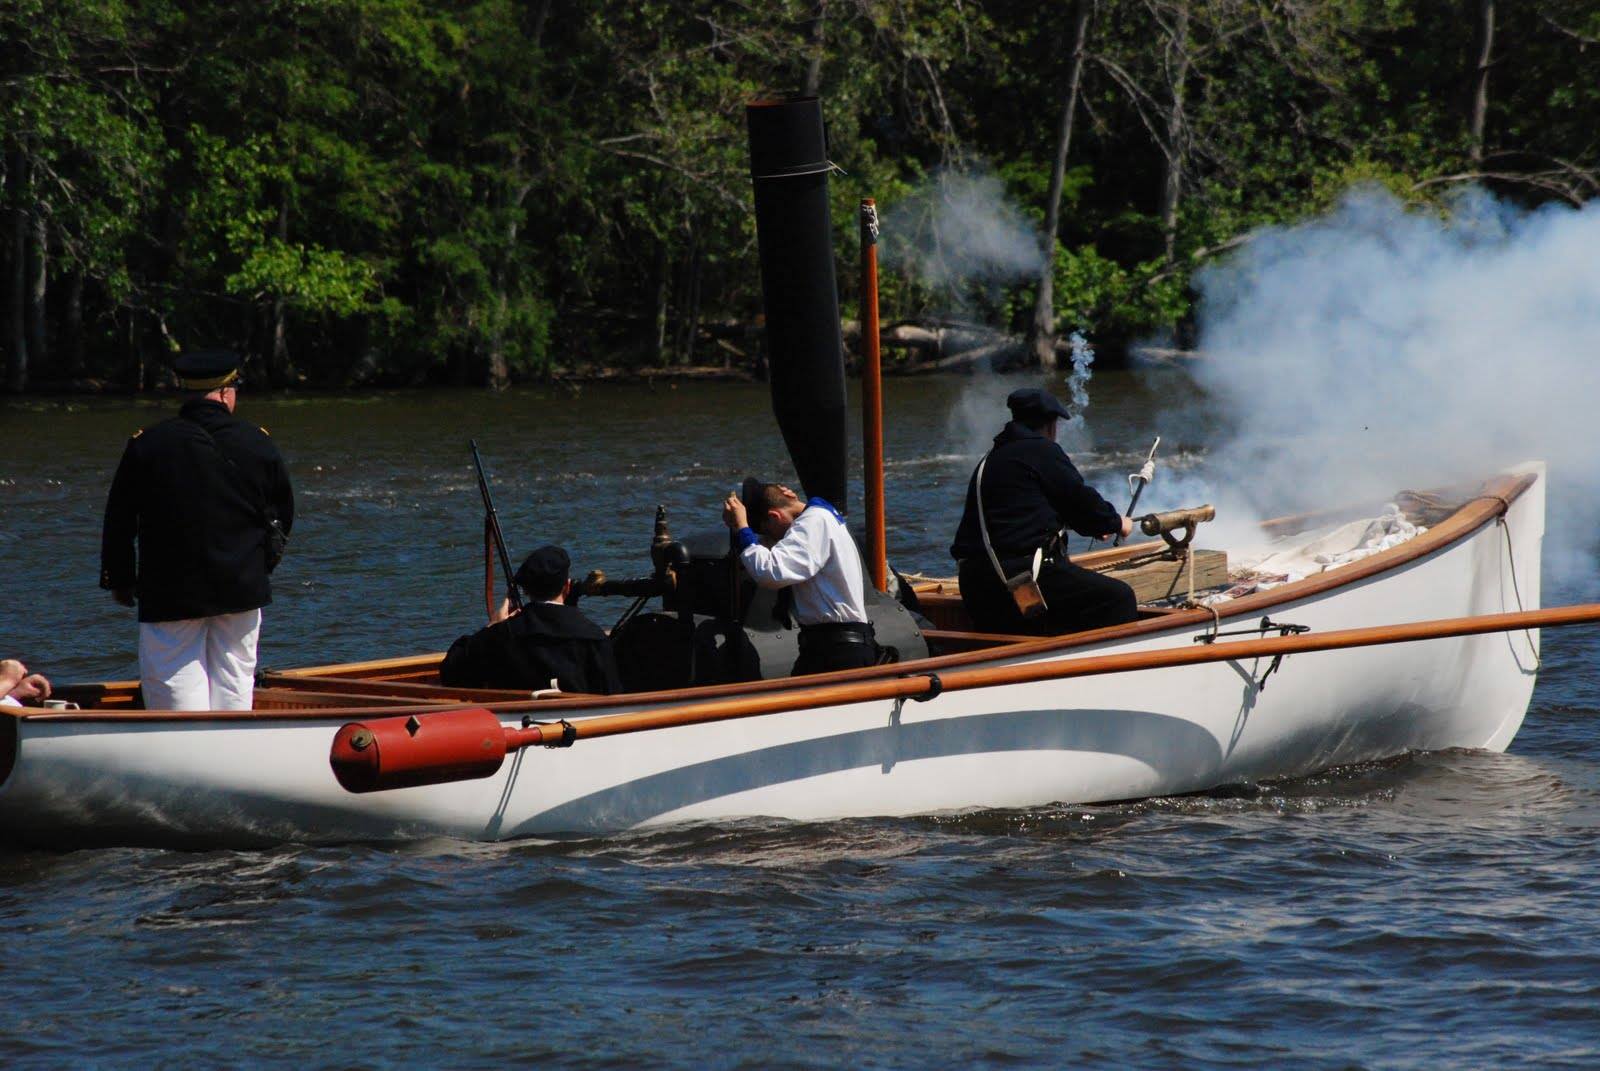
[722,480,880,676]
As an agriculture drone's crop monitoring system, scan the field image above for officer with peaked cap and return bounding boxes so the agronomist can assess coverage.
[439,545,623,694]
[949,387,1138,635]
[100,349,295,710]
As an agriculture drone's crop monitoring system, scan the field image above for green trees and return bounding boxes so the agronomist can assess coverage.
[0,0,1593,390]
[1,0,161,389]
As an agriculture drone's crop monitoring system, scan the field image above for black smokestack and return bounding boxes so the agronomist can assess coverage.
[746,97,848,511]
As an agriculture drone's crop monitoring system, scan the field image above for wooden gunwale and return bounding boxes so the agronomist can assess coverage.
[21,472,1534,725]
[253,674,536,703]
[246,688,432,704]
[271,652,448,679]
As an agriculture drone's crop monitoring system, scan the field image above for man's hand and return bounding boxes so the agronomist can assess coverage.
[1096,516,1136,542]
[491,597,521,624]
[1,659,50,702]
[722,492,748,531]
[112,587,136,607]
[11,673,50,702]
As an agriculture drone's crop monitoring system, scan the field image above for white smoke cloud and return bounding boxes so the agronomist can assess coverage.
[1175,185,1600,589]
[880,169,1044,288]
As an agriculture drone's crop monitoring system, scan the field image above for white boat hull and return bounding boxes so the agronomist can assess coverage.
[0,467,1545,845]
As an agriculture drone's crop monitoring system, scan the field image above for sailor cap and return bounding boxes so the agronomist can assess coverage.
[1006,387,1073,423]
[513,545,571,593]
[173,349,243,391]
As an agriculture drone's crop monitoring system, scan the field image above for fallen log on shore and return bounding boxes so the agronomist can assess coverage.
[547,363,756,383]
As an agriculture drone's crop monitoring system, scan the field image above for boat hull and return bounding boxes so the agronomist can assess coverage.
[0,467,1545,845]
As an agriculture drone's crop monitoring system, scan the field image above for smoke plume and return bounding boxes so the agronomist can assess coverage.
[1175,185,1600,589]
[880,169,1044,289]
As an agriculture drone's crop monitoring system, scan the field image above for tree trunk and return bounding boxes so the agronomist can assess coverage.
[802,1,827,96]
[682,240,704,365]
[26,208,46,381]
[485,167,532,391]
[673,223,699,362]
[1159,0,1192,267]
[6,206,25,393]
[531,0,551,49]
[125,307,145,392]
[1024,0,1092,372]
[1468,0,1494,167]
[486,282,510,391]
[267,192,291,386]
[64,268,84,378]
[652,239,669,363]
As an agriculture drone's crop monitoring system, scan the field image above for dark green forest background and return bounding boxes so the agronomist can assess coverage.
[1,0,1594,391]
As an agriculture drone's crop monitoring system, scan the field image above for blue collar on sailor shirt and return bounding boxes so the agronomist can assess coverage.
[738,497,844,549]
[805,497,845,522]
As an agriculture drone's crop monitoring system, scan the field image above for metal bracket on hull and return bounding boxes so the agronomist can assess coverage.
[1195,617,1311,692]
[883,674,942,773]
[1194,616,1310,645]
[521,716,577,747]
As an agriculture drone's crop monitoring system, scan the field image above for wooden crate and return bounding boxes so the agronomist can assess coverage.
[1093,549,1229,604]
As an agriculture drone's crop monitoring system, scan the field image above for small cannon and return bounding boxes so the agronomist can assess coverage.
[1138,505,1215,552]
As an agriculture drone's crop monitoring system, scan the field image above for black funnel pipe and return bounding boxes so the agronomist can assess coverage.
[746,98,848,511]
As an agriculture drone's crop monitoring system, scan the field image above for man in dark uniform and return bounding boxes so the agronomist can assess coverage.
[950,388,1138,635]
[439,545,622,694]
[100,349,295,710]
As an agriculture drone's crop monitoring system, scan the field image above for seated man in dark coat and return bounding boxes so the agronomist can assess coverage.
[950,388,1139,635]
[439,545,623,694]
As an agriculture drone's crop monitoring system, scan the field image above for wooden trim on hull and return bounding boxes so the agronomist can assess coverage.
[28,472,1536,725]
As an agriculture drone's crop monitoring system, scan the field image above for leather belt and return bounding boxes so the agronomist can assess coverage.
[798,622,876,649]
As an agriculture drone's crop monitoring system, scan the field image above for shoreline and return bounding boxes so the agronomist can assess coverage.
[2,342,1185,398]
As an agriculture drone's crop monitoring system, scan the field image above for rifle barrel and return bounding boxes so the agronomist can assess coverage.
[470,439,522,613]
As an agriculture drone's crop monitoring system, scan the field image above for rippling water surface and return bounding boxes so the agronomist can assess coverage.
[3,373,1599,1068]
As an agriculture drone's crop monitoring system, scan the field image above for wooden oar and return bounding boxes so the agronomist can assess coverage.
[332,603,1600,791]
[510,602,1600,746]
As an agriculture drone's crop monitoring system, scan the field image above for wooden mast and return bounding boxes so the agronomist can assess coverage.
[859,198,887,592]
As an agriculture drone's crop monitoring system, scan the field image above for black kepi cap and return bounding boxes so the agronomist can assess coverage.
[1006,387,1072,423]
[513,545,571,593]
[174,349,243,391]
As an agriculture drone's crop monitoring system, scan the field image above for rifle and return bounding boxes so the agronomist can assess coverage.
[470,439,523,618]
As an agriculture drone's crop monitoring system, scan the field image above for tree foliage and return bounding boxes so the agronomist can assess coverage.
[0,0,1593,389]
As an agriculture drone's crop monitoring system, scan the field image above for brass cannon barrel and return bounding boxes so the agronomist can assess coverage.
[1139,505,1215,537]
[574,569,670,599]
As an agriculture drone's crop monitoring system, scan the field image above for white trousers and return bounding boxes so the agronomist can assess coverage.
[138,609,262,711]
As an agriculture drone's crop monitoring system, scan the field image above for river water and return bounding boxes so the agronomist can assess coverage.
[3,373,1598,1068]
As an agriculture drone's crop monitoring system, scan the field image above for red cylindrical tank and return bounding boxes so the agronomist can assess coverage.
[330,708,510,793]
